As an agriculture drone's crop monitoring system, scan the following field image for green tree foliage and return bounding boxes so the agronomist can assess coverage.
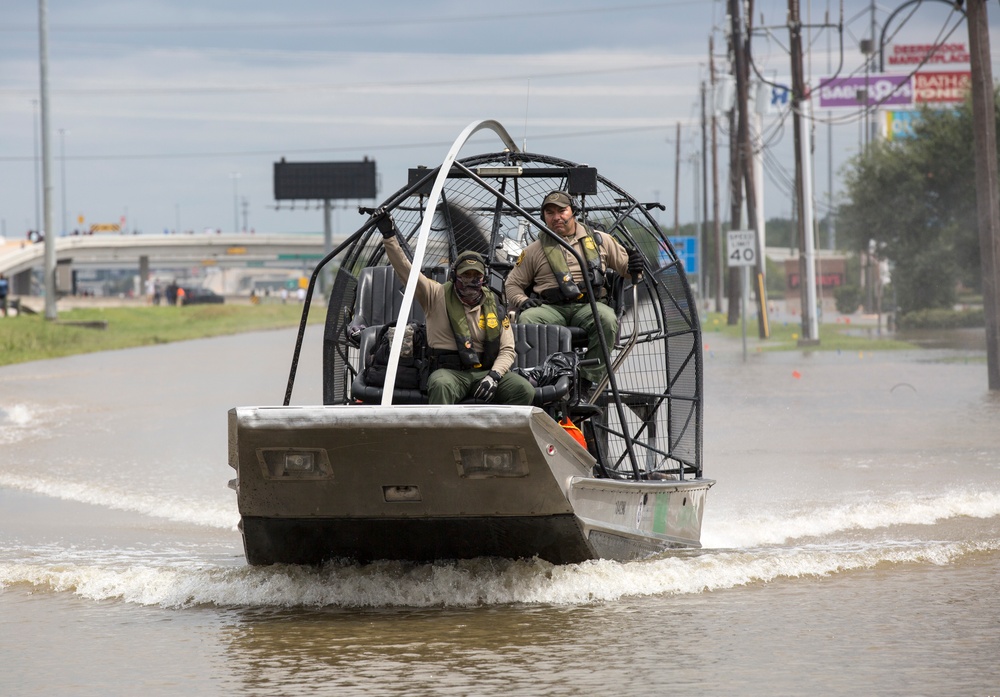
[764,217,797,249]
[837,96,992,313]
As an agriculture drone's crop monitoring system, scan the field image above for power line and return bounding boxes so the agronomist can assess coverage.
[0,60,703,98]
[0,1,705,34]
[0,123,683,164]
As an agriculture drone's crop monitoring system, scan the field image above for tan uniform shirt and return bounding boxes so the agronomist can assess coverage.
[504,220,632,308]
[383,236,516,376]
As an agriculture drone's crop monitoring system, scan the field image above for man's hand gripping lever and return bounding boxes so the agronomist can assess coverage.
[627,248,645,284]
[372,206,399,239]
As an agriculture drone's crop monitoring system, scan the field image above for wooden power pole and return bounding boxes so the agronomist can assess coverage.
[726,0,769,335]
[710,36,724,314]
[966,0,1000,389]
[726,0,745,326]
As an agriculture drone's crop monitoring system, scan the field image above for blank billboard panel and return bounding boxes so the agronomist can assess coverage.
[274,160,377,200]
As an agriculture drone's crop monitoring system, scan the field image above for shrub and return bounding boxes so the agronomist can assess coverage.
[834,285,863,314]
[896,307,985,330]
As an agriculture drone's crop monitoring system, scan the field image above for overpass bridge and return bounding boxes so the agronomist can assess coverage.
[0,233,345,295]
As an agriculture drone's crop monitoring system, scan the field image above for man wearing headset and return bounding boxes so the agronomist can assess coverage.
[375,210,535,406]
[504,190,644,390]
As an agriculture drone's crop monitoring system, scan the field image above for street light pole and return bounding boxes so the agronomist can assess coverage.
[231,172,241,232]
[59,128,67,235]
[32,99,41,238]
[38,0,57,319]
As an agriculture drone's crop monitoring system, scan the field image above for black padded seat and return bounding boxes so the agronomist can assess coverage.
[350,325,428,404]
[513,324,574,407]
[347,266,425,343]
[566,325,589,348]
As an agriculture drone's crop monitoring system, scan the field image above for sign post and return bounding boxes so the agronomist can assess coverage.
[728,229,757,362]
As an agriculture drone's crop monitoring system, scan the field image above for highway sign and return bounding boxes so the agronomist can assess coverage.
[727,229,756,267]
[668,236,699,275]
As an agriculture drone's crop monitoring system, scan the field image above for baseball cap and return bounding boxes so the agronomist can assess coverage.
[541,191,573,210]
[454,251,486,276]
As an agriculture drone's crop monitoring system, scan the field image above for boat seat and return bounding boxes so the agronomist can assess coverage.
[350,324,428,404]
[513,323,575,407]
[346,266,426,344]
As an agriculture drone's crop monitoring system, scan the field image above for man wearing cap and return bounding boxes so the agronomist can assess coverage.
[376,210,534,406]
[504,190,644,389]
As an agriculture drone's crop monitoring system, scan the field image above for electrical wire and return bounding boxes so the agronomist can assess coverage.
[0,1,706,34]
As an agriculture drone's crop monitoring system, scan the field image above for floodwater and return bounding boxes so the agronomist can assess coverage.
[2,325,999,696]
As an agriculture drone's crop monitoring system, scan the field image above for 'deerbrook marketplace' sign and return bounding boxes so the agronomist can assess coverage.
[816,42,970,110]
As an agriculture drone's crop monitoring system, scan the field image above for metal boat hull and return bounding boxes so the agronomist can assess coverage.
[229,404,712,565]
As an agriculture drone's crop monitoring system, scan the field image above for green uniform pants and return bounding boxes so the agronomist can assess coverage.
[427,367,535,405]
[518,301,618,384]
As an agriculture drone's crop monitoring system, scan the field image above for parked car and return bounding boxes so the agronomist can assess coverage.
[180,287,224,305]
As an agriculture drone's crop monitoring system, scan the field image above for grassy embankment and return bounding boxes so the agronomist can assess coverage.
[0,303,321,367]
[702,312,918,352]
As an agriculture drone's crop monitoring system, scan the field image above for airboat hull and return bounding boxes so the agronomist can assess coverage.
[229,405,712,565]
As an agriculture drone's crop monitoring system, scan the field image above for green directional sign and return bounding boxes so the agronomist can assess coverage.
[277,253,324,261]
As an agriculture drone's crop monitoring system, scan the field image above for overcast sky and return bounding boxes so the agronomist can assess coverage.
[1,0,997,240]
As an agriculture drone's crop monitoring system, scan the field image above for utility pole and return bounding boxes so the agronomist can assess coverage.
[966,0,1000,389]
[673,121,681,237]
[726,0,769,336]
[826,5,836,250]
[726,0,745,326]
[710,36,724,313]
[701,80,709,302]
[788,0,819,343]
[738,2,769,338]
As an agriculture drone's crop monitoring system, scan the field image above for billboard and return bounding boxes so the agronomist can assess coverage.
[817,74,913,108]
[914,71,971,104]
[884,110,921,141]
[886,43,969,67]
[273,159,377,201]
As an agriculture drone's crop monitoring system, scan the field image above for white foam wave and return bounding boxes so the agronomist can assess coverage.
[3,539,998,608]
[1,404,33,426]
[702,488,1000,548]
[0,473,239,530]
[0,403,70,445]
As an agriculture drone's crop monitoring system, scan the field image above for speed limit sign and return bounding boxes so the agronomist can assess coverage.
[727,229,757,267]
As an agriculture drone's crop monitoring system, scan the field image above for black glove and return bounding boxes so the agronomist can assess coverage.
[374,207,397,239]
[473,370,501,402]
[346,323,365,343]
[627,248,644,278]
[519,297,543,311]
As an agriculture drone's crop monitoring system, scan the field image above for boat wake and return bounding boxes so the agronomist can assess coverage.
[703,487,1000,548]
[2,534,998,609]
[0,472,239,530]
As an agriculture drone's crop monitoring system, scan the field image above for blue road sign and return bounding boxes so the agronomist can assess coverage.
[667,236,699,276]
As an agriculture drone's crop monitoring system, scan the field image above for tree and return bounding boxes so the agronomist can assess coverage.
[837,96,991,313]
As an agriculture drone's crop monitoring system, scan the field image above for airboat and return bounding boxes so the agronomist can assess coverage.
[228,120,712,565]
